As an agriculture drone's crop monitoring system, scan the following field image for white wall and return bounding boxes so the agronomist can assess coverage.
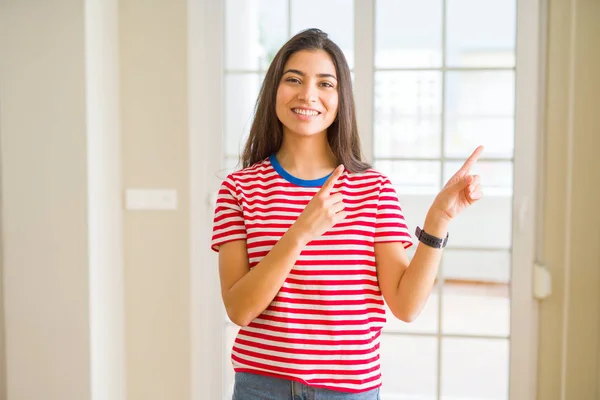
[0,120,7,400]
[119,1,191,399]
[0,1,92,398]
[0,1,126,399]
[538,0,600,398]
[1,1,192,398]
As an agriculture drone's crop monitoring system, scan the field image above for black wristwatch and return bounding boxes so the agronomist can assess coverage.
[415,226,449,249]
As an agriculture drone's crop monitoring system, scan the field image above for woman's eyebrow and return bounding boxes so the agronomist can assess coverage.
[282,69,338,81]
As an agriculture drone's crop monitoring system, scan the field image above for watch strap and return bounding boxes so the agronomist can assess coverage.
[415,226,449,249]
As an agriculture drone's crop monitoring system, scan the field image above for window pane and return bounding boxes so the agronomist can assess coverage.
[442,251,511,336]
[443,249,510,284]
[223,156,241,175]
[375,161,441,195]
[380,335,438,399]
[375,0,442,68]
[444,161,513,197]
[444,71,515,159]
[442,281,510,337]
[394,194,436,243]
[383,283,439,334]
[443,160,513,249]
[224,73,263,159]
[441,338,509,400]
[291,0,354,68]
[449,196,512,248]
[438,168,513,249]
[446,0,516,67]
[374,72,442,158]
[225,0,288,70]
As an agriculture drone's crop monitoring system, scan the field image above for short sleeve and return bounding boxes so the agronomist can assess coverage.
[210,175,247,252]
[375,178,413,248]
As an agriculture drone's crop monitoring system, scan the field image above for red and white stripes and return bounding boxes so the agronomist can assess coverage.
[211,158,411,393]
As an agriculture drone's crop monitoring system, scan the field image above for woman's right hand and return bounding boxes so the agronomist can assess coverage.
[290,165,347,245]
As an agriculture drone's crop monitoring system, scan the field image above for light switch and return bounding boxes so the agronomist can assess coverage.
[125,189,178,210]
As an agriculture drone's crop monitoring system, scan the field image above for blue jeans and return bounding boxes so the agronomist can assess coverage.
[232,372,381,400]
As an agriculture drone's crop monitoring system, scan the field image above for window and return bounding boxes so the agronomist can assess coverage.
[372,1,516,398]
[210,0,539,398]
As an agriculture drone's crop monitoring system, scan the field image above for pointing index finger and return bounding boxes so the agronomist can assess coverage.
[320,165,344,195]
[459,145,484,174]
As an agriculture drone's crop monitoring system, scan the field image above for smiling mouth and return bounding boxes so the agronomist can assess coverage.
[292,108,320,116]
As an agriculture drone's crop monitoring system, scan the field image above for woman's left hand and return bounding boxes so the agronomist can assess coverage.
[430,145,484,222]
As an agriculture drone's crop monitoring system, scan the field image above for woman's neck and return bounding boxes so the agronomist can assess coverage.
[275,132,338,180]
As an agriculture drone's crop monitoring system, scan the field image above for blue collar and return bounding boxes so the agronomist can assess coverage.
[269,154,333,187]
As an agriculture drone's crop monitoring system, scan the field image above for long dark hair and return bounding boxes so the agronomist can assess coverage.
[240,28,371,173]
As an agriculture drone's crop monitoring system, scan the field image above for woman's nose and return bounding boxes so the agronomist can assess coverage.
[297,84,317,103]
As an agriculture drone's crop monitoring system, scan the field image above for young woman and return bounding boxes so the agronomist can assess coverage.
[211,28,483,400]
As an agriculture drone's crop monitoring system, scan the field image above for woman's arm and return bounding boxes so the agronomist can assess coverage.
[218,165,346,327]
[376,146,484,322]
[375,211,448,322]
[219,225,307,327]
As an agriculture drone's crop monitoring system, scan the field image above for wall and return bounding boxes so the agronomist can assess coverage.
[538,0,600,398]
[0,1,192,398]
[0,1,92,398]
[0,128,6,400]
[119,1,191,399]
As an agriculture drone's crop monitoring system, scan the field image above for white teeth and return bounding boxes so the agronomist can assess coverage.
[293,108,319,116]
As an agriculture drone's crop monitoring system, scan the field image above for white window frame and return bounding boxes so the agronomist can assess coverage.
[188,0,546,398]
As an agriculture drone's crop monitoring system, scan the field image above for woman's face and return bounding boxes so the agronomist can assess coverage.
[275,50,339,139]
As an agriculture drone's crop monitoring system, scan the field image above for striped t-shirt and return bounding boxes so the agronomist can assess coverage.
[211,155,412,393]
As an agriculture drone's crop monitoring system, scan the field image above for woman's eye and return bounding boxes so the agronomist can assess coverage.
[320,82,334,88]
[286,77,301,84]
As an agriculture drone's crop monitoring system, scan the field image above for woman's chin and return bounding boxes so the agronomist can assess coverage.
[283,125,328,138]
